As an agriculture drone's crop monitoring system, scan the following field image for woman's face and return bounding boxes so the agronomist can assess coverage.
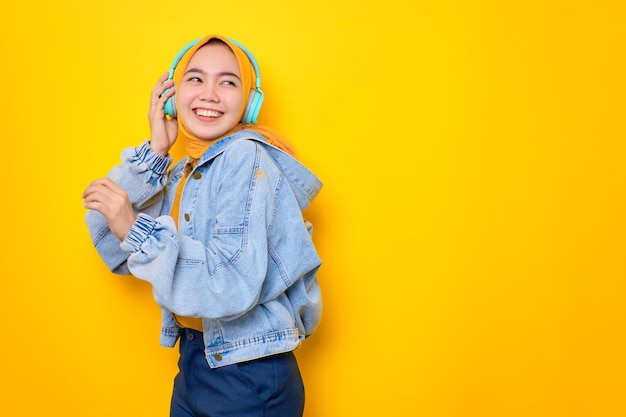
[177,42,244,140]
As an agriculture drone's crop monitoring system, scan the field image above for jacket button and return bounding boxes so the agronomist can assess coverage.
[184,213,190,221]
[193,171,202,180]
[214,353,223,361]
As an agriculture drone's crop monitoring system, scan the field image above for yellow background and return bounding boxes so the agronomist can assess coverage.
[1,0,625,416]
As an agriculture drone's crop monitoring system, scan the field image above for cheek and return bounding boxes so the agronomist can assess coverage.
[235,99,244,115]
[230,88,244,109]
[228,93,244,111]
[176,88,193,106]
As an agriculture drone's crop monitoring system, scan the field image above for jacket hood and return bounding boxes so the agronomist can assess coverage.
[195,130,322,210]
[259,137,322,210]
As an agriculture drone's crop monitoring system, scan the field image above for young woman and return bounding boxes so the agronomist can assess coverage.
[82,35,322,417]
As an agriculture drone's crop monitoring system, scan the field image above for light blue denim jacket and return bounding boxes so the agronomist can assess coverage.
[86,130,322,368]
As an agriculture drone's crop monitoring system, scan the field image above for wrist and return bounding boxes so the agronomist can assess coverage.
[149,140,170,156]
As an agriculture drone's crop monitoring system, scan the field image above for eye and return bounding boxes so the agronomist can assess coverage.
[185,76,202,83]
[221,80,238,87]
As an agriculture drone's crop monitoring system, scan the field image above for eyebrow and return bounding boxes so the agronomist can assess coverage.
[184,67,242,81]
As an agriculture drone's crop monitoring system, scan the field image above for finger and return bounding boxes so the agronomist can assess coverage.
[152,72,169,93]
[83,199,104,211]
[153,84,175,106]
[151,73,174,105]
[85,177,117,191]
[82,187,112,205]
[82,178,121,198]
[83,195,118,218]
[83,186,127,214]
[82,179,105,198]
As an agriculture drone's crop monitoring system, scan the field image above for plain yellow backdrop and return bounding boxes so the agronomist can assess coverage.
[1,0,625,416]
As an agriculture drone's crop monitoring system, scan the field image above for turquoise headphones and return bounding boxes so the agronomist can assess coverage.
[163,37,264,124]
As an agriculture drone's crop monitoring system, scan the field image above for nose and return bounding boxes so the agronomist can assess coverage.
[199,82,219,102]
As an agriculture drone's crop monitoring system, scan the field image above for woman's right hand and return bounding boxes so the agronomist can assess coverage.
[148,72,178,156]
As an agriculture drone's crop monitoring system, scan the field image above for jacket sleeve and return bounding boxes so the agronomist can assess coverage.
[85,141,172,274]
[120,140,281,320]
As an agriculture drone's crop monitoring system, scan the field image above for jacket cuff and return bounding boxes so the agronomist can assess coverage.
[121,213,157,253]
[135,141,172,176]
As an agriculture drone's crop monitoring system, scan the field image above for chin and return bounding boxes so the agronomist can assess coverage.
[190,127,229,141]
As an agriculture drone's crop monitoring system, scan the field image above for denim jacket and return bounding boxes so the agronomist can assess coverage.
[85,130,322,368]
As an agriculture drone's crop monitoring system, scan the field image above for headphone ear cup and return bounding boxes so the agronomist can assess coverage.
[242,90,255,124]
[242,89,264,124]
[164,93,177,118]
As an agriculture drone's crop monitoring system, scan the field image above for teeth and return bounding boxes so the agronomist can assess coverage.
[196,109,221,117]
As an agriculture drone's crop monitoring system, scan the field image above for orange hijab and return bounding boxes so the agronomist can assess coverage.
[172,35,297,160]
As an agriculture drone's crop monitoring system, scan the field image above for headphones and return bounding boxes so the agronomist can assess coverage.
[163,37,264,124]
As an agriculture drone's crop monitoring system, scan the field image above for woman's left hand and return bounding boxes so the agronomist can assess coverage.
[82,178,137,241]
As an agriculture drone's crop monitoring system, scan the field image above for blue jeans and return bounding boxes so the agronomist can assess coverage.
[170,329,305,417]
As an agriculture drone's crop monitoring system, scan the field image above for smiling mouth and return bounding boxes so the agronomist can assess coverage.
[195,109,222,118]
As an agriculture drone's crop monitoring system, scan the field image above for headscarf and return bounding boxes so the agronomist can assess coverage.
[172,35,297,160]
